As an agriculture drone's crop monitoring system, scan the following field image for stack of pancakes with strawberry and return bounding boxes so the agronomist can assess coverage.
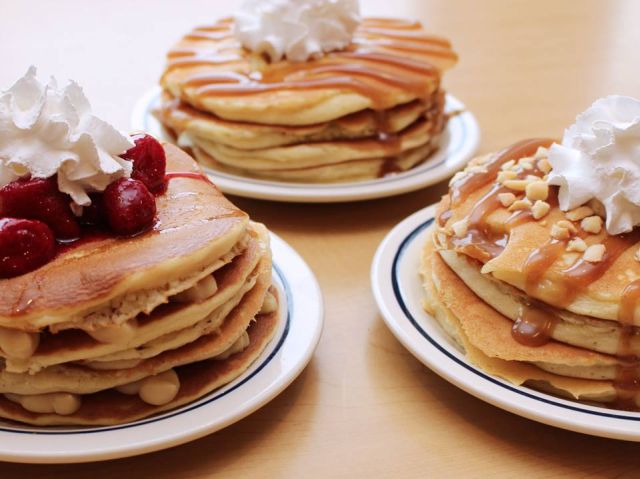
[423,131,640,409]
[0,70,279,426]
[156,1,457,182]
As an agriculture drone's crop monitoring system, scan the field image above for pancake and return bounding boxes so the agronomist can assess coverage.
[0,143,248,331]
[192,138,440,183]
[4,224,268,374]
[157,92,435,150]
[161,18,456,126]
[0,306,279,426]
[0,141,281,425]
[0,256,272,396]
[427,138,640,409]
[421,235,618,403]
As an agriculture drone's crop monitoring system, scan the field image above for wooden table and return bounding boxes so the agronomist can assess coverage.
[2,0,640,476]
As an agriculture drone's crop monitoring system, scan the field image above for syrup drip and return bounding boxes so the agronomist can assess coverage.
[614,281,640,408]
[165,172,213,184]
[512,303,559,347]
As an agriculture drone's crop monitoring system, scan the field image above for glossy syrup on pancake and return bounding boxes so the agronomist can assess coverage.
[440,139,640,408]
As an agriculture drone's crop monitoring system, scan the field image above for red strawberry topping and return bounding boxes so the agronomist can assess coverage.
[0,177,80,240]
[121,134,167,194]
[103,178,157,236]
[0,218,56,278]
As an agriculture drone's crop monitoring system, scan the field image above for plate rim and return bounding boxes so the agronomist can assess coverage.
[131,86,480,203]
[371,204,640,442]
[0,232,324,464]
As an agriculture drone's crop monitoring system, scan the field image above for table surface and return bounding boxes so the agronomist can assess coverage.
[2,0,640,477]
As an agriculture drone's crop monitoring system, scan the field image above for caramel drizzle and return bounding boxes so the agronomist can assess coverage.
[164,18,456,110]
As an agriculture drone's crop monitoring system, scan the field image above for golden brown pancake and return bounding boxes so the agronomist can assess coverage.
[426,139,640,409]
[0,143,281,425]
[161,18,456,126]
[157,17,454,183]
[0,307,279,426]
[0,143,248,330]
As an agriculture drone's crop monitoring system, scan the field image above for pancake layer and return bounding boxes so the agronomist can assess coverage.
[156,17,456,182]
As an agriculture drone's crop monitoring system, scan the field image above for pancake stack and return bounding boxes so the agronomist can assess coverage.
[423,139,640,409]
[0,143,279,426]
[156,17,457,182]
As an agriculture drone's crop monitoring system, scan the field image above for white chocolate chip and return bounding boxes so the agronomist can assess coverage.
[566,206,594,222]
[451,218,469,238]
[581,215,603,234]
[502,179,529,191]
[583,244,606,263]
[525,180,549,201]
[567,238,587,253]
[139,370,180,406]
[498,192,516,208]
[532,200,551,219]
[508,198,532,211]
[519,160,534,170]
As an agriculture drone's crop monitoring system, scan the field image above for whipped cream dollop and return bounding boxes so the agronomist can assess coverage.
[234,0,361,63]
[547,95,640,235]
[0,67,134,206]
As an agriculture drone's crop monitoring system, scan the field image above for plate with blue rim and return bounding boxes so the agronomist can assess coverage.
[0,232,323,464]
[371,204,640,442]
[131,87,480,203]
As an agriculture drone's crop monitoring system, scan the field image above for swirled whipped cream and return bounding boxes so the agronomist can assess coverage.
[547,95,640,235]
[234,0,361,63]
[0,67,134,206]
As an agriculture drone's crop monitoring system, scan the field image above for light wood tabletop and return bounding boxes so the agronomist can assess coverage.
[2,0,640,477]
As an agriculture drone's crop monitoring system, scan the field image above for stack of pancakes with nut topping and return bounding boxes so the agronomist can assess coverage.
[156,17,457,182]
[0,143,279,426]
[423,139,640,409]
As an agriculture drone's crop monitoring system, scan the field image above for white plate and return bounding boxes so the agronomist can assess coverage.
[371,204,640,442]
[131,87,480,203]
[0,233,323,464]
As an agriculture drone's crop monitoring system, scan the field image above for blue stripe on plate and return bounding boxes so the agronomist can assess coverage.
[391,217,640,421]
[143,90,469,189]
[0,263,292,435]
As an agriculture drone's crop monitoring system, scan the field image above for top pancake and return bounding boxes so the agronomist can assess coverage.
[161,17,457,126]
[436,139,640,324]
[0,143,249,330]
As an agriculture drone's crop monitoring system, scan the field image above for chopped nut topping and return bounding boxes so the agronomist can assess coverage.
[534,146,548,159]
[508,198,532,211]
[519,160,534,170]
[581,215,603,234]
[551,224,571,240]
[502,179,529,191]
[587,199,606,218]
[532,200,550,219]
[567,238,587,253]
[452,218,469,238]
[500,159,516,171]
[556,220,577,234]
[498,192,517,208]
[468,156,488,167]
[583,244,606,263]
[537,158,552,174]
[565,206,594,222]
[526,180,549,201]
[467,165,488,174]
[497,170,518,183]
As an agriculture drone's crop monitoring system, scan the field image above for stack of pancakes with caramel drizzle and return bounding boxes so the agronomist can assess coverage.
[423,139,640,409]
[0,144,279,426]
[156,17,457,182]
